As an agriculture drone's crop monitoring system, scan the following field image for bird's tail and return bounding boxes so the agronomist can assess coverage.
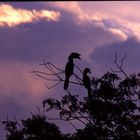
[64,77,69,90]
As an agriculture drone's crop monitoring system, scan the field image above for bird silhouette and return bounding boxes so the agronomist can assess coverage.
[82,68,92,97]
[64,52,81,90]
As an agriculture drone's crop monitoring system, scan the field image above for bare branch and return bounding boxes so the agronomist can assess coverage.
[74,64,83,75]
[120,53,127,68]
[45,81,62,89]
[111,52,139,97]
[31,70,64,76]
[73,73,83,85]
[33,71,60,82]
[40,61,64,72]
[111,52,128,78]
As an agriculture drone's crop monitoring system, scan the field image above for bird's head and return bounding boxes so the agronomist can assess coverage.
[84,68,91,74]
[68,52,81,60]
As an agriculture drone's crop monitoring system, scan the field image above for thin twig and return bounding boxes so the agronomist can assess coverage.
[45,116,78,131]
[31,70,64,76]
[45,81,62,89]
[33,72,60,81]
[74,64,83,75]
[111,52,139,97]
[47,62,64,72]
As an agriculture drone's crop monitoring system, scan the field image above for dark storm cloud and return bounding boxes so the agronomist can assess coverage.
[90,37,140,74]
[0,8,122,66]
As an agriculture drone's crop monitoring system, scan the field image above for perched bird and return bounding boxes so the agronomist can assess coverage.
[64,52,81,90]
[82,68,92,97]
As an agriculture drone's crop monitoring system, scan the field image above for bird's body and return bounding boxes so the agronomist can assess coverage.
[82,68,92,97]
[64,52,81,90]
[64,60,74,90]
[83,74,91,90]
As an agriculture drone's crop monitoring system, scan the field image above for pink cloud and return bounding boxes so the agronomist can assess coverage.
[0,61,47,105]
[49,2,140,40]
[0,4,60,27]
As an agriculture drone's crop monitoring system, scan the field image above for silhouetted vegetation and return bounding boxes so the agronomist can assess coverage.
[3,53,140,139]
[3,114,65,140]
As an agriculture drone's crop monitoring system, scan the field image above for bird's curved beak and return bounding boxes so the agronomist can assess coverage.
[78,56,81,60]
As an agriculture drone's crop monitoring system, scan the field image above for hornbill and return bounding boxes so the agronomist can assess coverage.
[64,52,81,90]
[82,68,92,97]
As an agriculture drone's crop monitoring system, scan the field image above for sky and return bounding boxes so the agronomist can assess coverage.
[1,1,140,139]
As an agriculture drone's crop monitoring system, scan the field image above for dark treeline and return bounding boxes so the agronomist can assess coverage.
[3,52,140,140]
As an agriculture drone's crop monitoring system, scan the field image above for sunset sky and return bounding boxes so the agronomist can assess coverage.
[1,1,140,138]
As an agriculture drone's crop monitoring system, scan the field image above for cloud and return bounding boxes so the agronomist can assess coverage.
[0,4,60,27]
[49,2,82,16]
[0,61,47,104]
[50,2,105,24]
[3,2,139,41]
[0,14,125,66]
[108,28,127,41]
[90,37,140,75]
[49,2,140,41]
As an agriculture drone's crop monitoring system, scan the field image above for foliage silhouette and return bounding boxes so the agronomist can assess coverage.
[3,52,140,139]
[3,114,65,140]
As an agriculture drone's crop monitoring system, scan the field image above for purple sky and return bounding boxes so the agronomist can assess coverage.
[1,2,140,138]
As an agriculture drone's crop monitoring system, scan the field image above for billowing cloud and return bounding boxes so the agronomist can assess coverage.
[49,2,82,16]
[0,4,60,27]
[0,8,124,65]
[50,2,140,41]
[4,2,139,41]
[90,37,140,75]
